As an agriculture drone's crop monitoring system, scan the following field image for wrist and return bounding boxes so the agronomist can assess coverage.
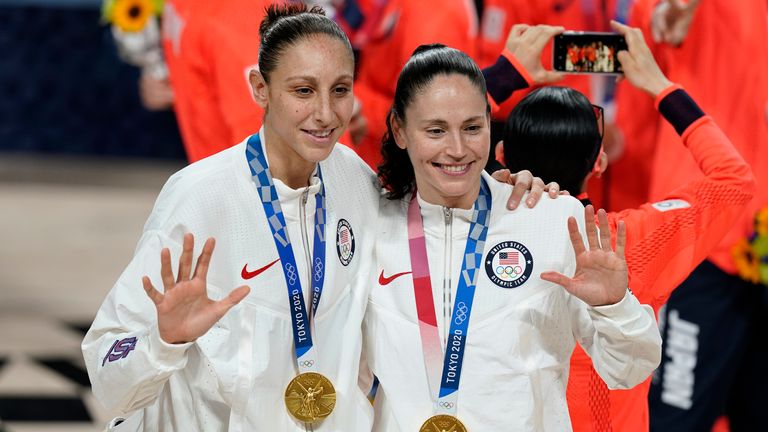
[646,77,673,97]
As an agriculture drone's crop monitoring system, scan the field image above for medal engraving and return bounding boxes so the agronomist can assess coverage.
[284,372,336,423]
[419,414,468,432]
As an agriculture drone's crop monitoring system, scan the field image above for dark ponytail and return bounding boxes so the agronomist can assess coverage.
[378,44,489,200]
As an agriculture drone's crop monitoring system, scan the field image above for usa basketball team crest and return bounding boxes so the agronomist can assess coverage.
[484,241,534,288]
[336,219,355,266]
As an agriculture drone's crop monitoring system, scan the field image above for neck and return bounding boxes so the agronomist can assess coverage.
[263,127,316,189]
[418,183,480,210]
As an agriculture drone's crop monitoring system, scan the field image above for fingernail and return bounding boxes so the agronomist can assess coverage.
[526,198,534,207]
[509,200,518,209]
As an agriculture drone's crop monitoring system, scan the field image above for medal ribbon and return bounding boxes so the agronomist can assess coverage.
[407,179,491,415]
[246,133,327,374]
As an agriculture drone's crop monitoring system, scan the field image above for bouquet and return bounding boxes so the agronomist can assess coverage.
[101,0,167,79]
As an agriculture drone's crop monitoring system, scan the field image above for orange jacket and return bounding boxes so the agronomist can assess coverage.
[489,53,756,429]
[567,86,755,432]
[642,0,768,276]
[162,0,269,163]
[354,0,478,169]
[606,0,667,212]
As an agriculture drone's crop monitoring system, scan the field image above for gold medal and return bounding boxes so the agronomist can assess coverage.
[419,414,468,432]
[284,372,336,423]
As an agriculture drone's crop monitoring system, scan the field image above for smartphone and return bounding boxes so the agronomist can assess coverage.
[553,32,628,74]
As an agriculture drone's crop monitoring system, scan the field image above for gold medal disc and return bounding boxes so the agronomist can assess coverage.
[419,414,468,432]
[284,372,336,423]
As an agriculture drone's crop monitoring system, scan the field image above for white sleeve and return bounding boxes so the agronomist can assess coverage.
[81,229,193,414]
[565,203,662,389]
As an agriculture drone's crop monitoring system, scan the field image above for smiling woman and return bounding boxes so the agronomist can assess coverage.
[365,44,662,431]
[81,4,383,431]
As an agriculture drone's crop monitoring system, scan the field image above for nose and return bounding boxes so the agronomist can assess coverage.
[444,131,467,159]
[313,91,334,126]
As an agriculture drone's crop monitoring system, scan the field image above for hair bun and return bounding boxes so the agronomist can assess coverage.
[259,3,326,38]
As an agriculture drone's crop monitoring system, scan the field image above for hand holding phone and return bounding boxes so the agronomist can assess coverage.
[504,24,565,85]
[609,20,672,97]
[553,32,627,74]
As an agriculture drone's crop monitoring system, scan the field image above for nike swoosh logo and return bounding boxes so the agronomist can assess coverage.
[378,270,412,286]
[242,259,280,280]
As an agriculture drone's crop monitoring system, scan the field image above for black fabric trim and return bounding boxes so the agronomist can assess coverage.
[658,89,705,136]
[483,55,529,105]
[0,397,91,421]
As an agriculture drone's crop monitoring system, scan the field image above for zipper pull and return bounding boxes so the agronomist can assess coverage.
[442,207,452,224]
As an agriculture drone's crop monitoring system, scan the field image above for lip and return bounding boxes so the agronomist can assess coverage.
[432,161,473,176]
[302,128,336,145]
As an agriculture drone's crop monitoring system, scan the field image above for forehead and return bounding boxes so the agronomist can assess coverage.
[271,34,354,80]
[407,74,487,120]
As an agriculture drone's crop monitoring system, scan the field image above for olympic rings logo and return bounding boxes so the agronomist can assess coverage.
[495,265,523,280]
[286,263,297,285]
[438,401,455,409]
[300,360,315,368]
[454,302,469,325]
[314,258,324,281]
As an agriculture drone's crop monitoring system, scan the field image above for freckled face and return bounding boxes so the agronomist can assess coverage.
[258,35,355,165]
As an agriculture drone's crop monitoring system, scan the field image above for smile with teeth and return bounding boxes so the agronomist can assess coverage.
[434,162,471,173]
[303,129,333,138]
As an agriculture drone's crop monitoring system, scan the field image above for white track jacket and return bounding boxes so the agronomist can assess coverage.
[364,172,662,431]
[83,131,379,431]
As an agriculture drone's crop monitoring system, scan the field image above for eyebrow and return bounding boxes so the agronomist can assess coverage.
[285,74,354,84]
[419,115,486,126]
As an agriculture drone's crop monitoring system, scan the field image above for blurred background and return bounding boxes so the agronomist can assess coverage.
[0,1,184,430]
[0,0,765,431]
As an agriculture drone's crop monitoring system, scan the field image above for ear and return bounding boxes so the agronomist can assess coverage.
[249,69,269,109]
[390,111,407,150]
[593,151,608,178]
[494,141,506,165]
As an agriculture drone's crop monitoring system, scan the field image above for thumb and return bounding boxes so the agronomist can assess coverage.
[616,51,636,76]
[214,285,251,318]
[540,271,574,292]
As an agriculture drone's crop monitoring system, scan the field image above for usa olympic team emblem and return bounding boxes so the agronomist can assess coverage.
[336,219,355,266]
[484,241,533,288]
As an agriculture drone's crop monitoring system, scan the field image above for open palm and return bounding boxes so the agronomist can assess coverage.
[541,206,628,307]
[142,233,250,344]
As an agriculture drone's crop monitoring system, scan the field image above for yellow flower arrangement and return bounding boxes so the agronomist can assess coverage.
[756,207,768,237]
[733,237,760,284]
[102,0,163,33]
[732,206,768,286]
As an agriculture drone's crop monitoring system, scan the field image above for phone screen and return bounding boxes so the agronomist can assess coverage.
[553,32,628,74]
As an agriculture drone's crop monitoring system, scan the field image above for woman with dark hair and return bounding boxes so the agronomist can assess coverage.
[364,44,661,431]
[497,21,755,432]
[502,86,604,196]
[83,5,382,431]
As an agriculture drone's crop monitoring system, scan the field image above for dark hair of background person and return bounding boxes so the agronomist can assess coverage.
[258,3,353,83]
[378,44,490,200]
[502,87,602,194]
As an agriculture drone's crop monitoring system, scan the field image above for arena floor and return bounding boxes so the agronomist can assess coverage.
[0,155,182,432]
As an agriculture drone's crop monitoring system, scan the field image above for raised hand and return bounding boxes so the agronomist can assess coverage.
[504,24,565,85]
[143,233,251,344]
[610,20,672,97]
[541,205,628,307]
[650,0,700,47]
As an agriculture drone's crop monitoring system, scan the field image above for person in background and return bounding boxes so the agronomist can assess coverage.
[632,0,768,430]
[497,20,755,432]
